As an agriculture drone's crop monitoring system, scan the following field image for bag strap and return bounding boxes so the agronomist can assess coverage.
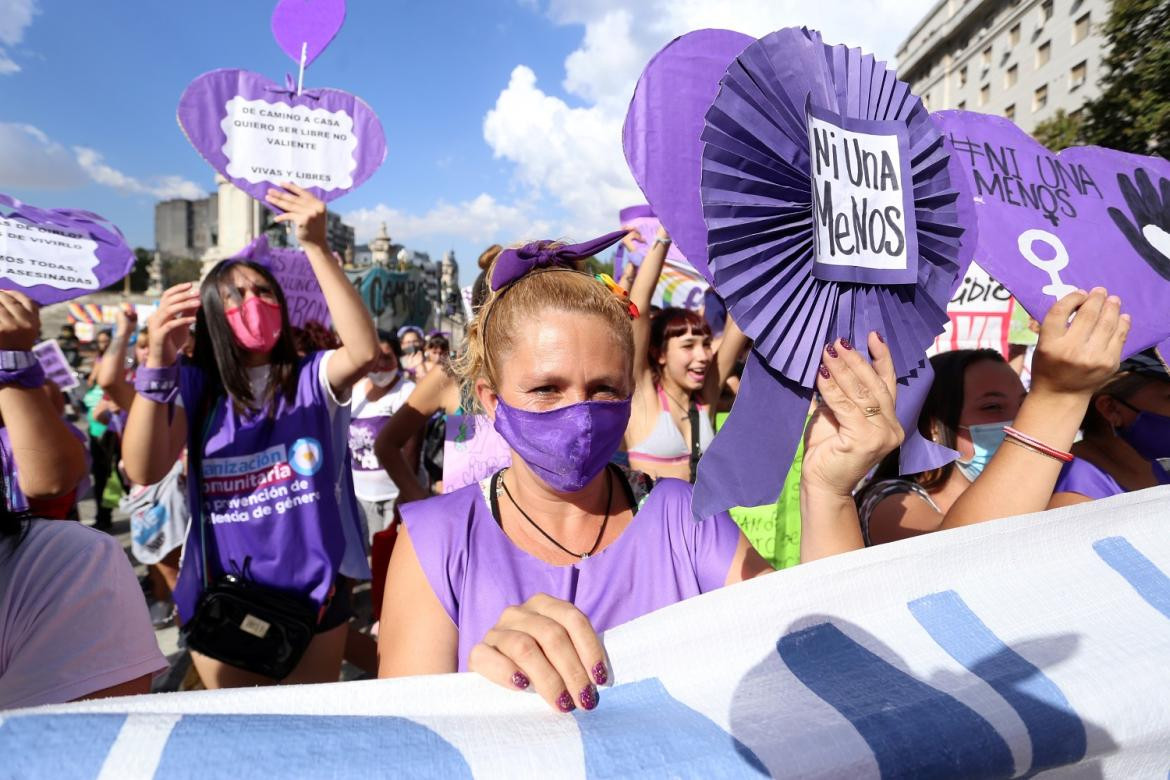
[688,399,701,484]
[191,390,223,590]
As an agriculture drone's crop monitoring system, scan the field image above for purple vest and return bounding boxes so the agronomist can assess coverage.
[402,476,741,671]
[1054,456,1170,500]
[174,352,348,622]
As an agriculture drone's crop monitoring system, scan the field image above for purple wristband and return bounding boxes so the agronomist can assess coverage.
[0,362,46,389]
[134,364,180,404]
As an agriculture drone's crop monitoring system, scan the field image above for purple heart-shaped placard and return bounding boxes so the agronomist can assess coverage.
[623,30,754,284]
[934,110,1170,355]
[177,68,386,208]
[271,0,346,68]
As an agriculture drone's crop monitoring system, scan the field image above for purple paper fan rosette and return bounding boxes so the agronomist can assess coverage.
[0,194,135,305]
[691,28,972,518]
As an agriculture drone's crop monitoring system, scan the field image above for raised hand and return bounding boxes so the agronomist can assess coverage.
[0,291,40,351]
[468,594,607,713]
[1030,287,1129,400]
[266,182,329,249]
[1107,168,1170,281]
[115,305,138,340]
[147,283,201,368]
[802,332,904,497]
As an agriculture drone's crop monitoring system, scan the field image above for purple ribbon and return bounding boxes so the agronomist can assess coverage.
[489,230,630,291]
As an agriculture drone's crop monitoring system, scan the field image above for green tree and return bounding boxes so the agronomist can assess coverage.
[1081,0,1170,157]
[1032,109,1083,151]
[582,255,615,279]
[104,247,152,292]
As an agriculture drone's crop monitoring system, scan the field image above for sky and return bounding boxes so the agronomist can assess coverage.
[0,0,936,285]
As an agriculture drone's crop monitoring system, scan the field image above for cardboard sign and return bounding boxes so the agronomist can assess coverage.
[233,236,331,328]
[32,339,79,391]
[443,414,511,494]
[930,261,1014,355]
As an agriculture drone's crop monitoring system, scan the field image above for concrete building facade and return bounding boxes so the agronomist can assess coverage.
[896,0,1111,133]
[154,193,218,259]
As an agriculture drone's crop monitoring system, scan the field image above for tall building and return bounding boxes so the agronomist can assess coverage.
[154,193,218,259]
[896,0,1110,133]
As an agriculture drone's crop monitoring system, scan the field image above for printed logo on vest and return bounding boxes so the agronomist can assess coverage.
[290,437,324,476]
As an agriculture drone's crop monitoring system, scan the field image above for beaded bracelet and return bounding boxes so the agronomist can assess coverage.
[134,364,180,405]
[1003,426,1074,463]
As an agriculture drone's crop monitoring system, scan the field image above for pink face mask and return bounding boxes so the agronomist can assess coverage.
[225,296,283,353]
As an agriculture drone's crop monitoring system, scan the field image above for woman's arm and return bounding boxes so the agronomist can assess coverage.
[800,334,905,562]
[702,316,748,408]
[629,227,669,388]
[1048,491,1093,509]
[865,492,944,544]
[941,289,1128,529]
[266,183,378,398]
[374,369,450,504]
[96,308,137,411]
[724,532,774,584]
[122,283,198,485]
[0,292,87,498]
[377,525,459,676]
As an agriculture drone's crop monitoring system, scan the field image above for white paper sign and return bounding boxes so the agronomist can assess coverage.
[0,216,100,292]
[221,97,358,190]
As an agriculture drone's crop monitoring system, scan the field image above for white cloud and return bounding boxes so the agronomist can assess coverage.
[73,146,206,200]
[344,193,552,246]
[0,0,38,75]
[0,122,86,188]
[489,0,937,236]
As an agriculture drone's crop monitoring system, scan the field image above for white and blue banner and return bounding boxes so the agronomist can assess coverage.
[4,486,1170,778]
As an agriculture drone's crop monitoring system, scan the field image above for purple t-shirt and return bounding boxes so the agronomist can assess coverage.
[173,352,352,622]
[1054,456,1170,500]
[403,475,742,671]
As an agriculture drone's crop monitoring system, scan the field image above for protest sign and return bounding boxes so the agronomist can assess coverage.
[233,236,331,328]
[650,265,708,312]
[443,415,511,494]
[176,69,386,208]
[929,261,1014,355]
[271,0,345,69]
[347,265,431,332]
[32,339,79,391]
[934,110,1170,355]
[7,486,1170,778]
[613,205,691,277]
[0,194,134,305]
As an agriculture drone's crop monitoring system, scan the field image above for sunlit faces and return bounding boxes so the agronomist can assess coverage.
[477,310,633,415]
[218,264,280,309]
[95,330,111,354]
[659,328,713,392]
[400,331,423,354]
[955,359,1026,460]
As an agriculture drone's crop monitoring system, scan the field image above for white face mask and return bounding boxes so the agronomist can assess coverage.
[369,370,399,388]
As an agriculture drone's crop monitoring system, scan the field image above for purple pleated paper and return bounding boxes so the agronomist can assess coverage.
[0,194,135,305]
[623,30,755,284]
[692,28,973,518]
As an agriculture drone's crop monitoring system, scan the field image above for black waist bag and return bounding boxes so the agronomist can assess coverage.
[183,574,317,680]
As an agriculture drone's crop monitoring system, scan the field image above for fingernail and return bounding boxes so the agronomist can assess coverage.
[511,671,530,690]
[592,661,608,686]
[557,690,575,713]
[840,337,853,351]
[580,684,599,710]
[819,364,831,379]
[1107,295,1120,304]
[826,344,839,359]
[875,331,886,343]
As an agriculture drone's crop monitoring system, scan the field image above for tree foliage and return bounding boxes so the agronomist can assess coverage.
[1081,0,1170,157]
[1032,109,1084,152]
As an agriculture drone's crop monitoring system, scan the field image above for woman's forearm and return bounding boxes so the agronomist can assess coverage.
[96,329,135,410]
[375,406,429,503]
[800,485,865,562]
[123,397,187,486]
[0,386,87,498]
[304,241,378,383]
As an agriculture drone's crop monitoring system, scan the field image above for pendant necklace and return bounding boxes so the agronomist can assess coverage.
[499,468,612,560]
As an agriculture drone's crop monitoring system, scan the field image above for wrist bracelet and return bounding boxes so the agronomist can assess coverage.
[654,236,672,247]
[0,361,46,389]
[134,364,180,404]
[1003,426,1074,463]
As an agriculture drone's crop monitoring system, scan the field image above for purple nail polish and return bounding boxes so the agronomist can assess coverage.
[511,671,530,690]
[840,337,853,351]
[818,365,831,379]
[580,684,599,710]
[826,344,839,359]
[557,690,575,713]
[876,331,886,343]
[592,662,608,686]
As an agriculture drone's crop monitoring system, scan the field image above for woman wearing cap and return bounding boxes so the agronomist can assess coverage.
[377,231,905,712]
[1049,348,1170,507]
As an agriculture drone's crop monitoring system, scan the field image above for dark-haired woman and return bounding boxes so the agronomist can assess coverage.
[623,226,746,481]
[0,290,165,709]
[123,183,378,689]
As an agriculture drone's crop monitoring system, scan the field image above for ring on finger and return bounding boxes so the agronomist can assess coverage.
[862,406,882,417]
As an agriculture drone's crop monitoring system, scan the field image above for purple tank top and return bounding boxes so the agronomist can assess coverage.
[173,352,349,622]
[1054,456,1170,500]
[403,475,741,671]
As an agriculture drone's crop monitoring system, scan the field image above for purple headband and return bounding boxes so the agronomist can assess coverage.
[489,230,629,291]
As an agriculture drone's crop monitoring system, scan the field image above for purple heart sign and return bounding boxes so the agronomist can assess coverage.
[934,110,1170,355]
[177,69,386,208]
[623,30,755,284]
[271,0,346,68]
[0,194,134,305]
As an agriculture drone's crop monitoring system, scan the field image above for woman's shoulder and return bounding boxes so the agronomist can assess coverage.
[399,482,488,537]
[1054,457,1122,499]
[17,518,120,561]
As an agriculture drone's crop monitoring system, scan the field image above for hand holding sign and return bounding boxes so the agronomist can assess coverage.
[1107,169,1170,281]
[148,283,201,369]
[1030,287,1130,400]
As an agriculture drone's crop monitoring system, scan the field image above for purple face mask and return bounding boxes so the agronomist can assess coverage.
[1117,400,1170,460]
[492,397,631,493]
